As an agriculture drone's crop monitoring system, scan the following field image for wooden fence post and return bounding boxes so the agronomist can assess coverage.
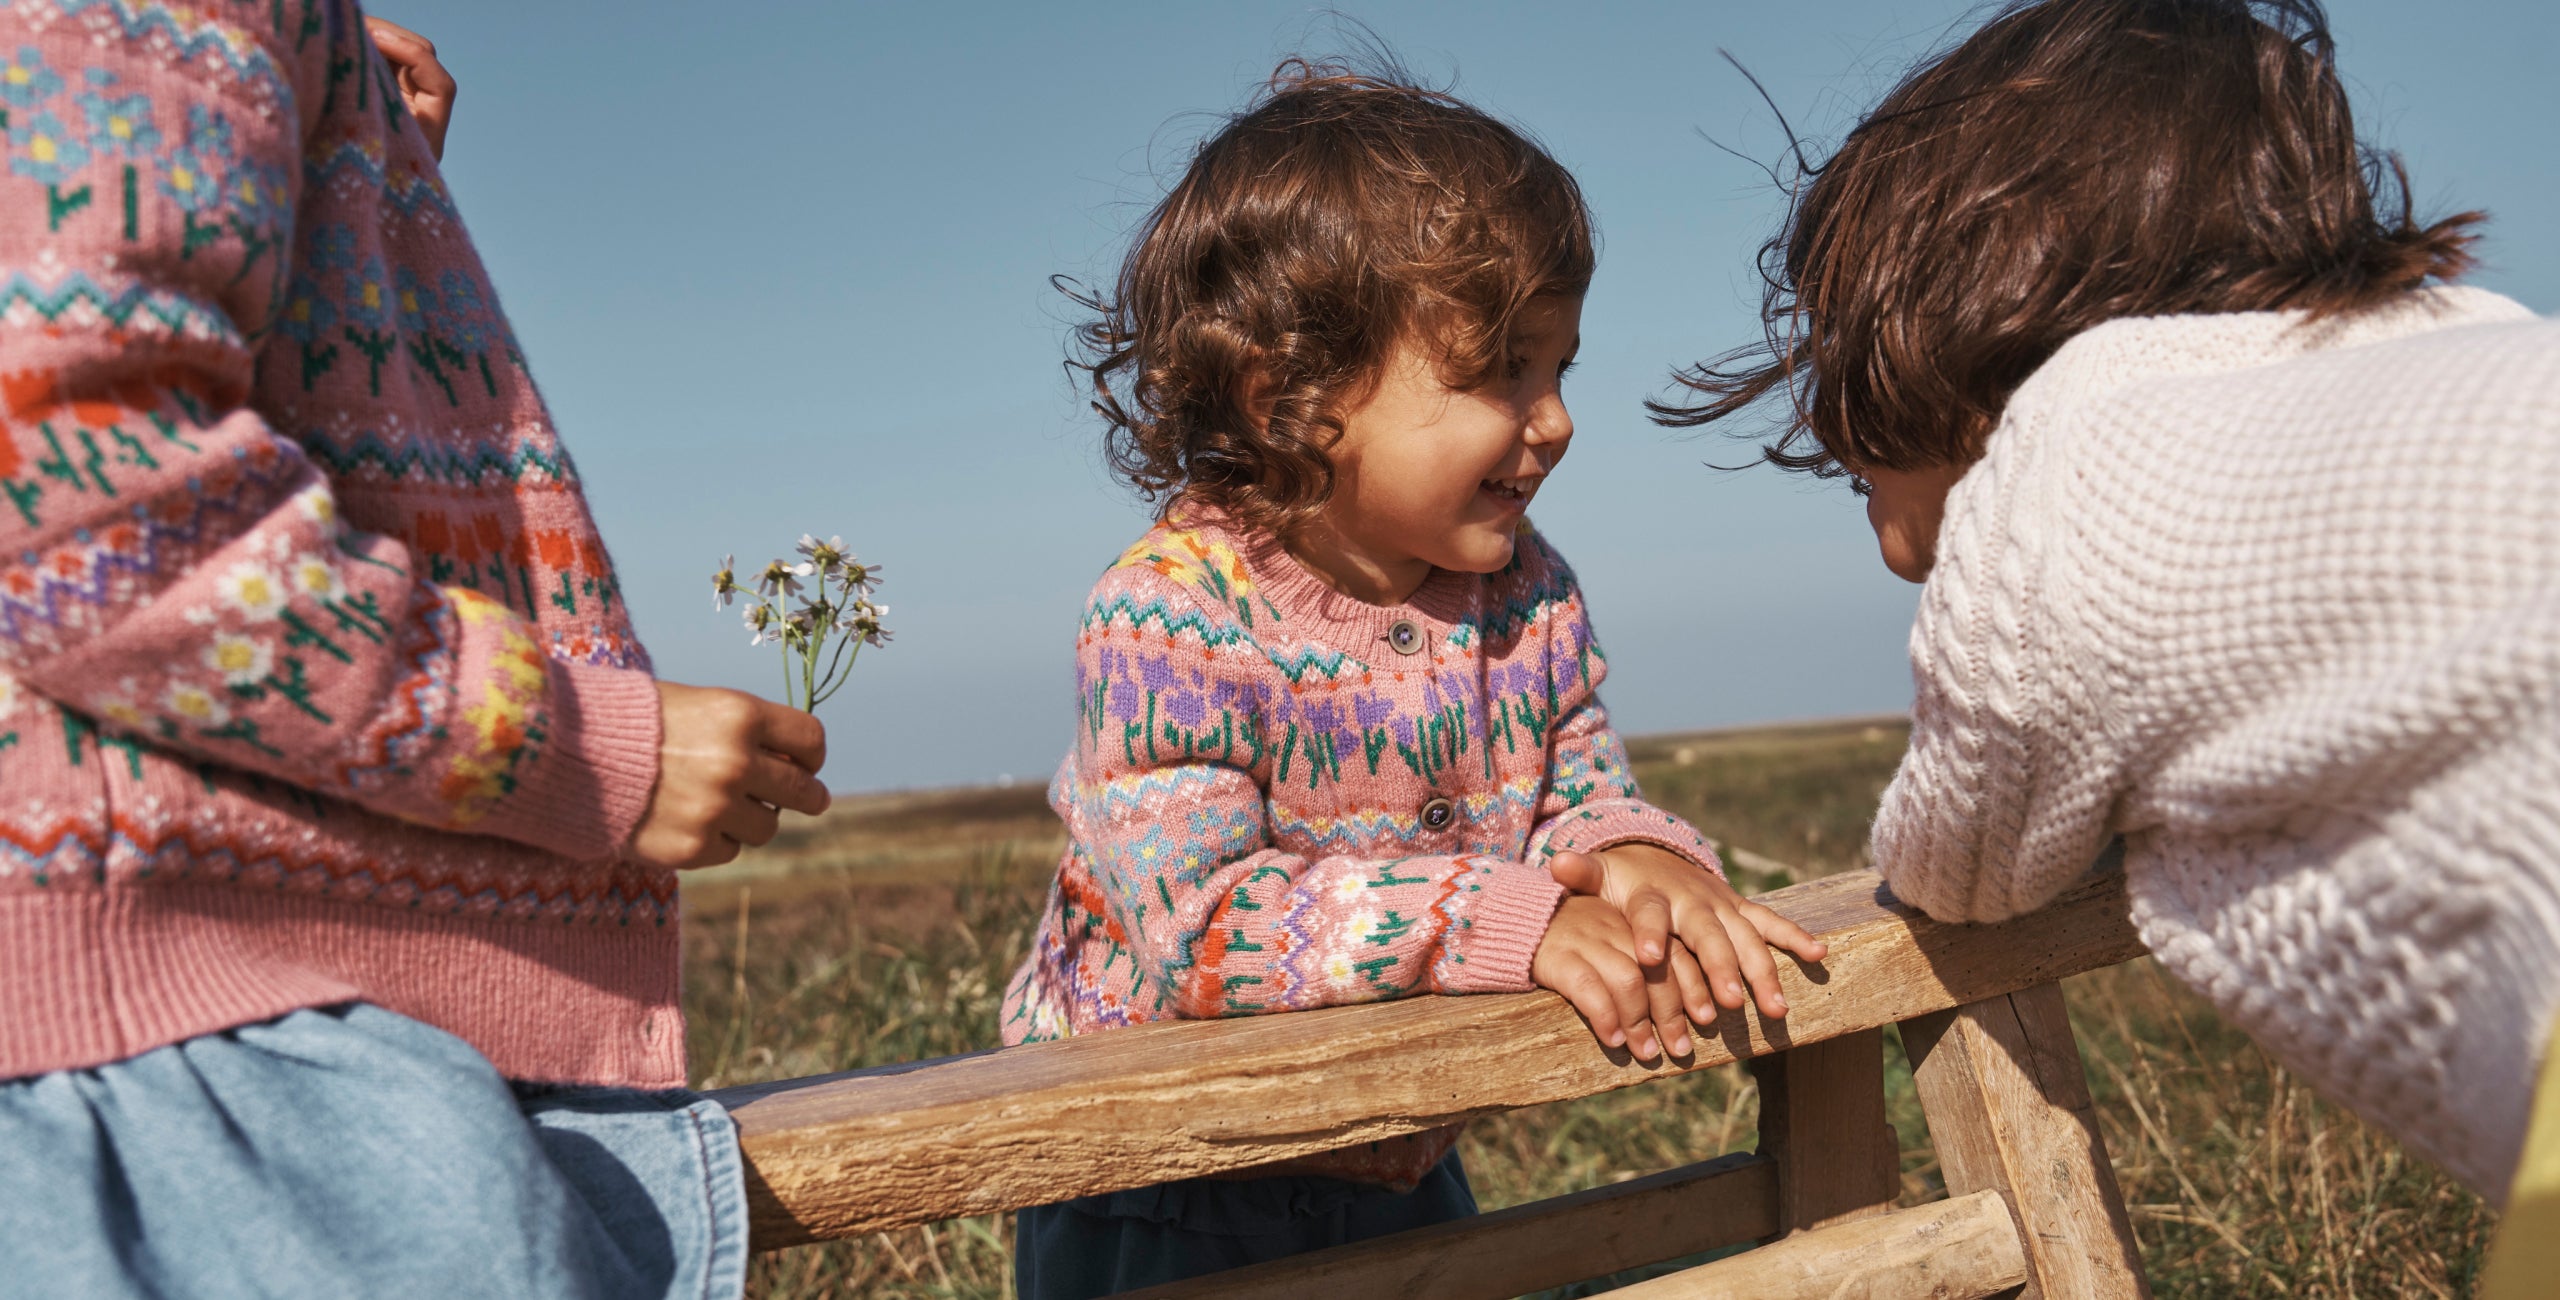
[1901,983,2148,1298]
[1749,1027,1903,1234]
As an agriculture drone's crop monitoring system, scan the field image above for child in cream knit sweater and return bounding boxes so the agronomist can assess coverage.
[1664,0,2557,1203]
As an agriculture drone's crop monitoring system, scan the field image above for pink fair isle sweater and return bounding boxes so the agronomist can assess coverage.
[1001,518,1723,1187]
[0,3,676,1086]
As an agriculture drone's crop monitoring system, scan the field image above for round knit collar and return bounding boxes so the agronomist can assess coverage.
[1209,520,1481,659]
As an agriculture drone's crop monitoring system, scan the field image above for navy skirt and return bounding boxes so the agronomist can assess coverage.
[1016,1151,1477,1299]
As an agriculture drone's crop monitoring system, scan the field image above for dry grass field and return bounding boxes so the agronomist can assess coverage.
[682,718,2496,1298]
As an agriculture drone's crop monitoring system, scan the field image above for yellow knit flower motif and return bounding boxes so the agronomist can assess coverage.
[438,587,550,826]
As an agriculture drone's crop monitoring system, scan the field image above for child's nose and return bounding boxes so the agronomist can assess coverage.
[1525,387,1573,448]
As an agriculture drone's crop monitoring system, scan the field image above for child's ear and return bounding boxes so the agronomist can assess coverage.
[1234,367,1280,434]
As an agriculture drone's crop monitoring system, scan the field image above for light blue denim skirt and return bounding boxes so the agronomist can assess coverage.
[0,1002,748,1300]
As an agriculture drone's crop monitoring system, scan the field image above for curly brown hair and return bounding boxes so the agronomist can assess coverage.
[1065,58,1595,536]
[1652,0,2482,480]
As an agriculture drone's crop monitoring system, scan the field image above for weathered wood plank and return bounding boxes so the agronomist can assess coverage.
[1902,984,2149,1299]
[1751,1027,1902,1234]
[1605,1190,2029,1300]
[1119,1153,1777,1300]
[717,868,2142,1247]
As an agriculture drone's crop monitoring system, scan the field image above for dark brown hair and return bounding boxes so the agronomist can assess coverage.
[1066,58,1595,534]
[1653,0,2482,480]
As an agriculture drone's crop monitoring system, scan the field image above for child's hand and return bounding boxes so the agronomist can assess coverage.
[1532,895,1675,1062]
[365,16,456,161]
[1550,845,1828,1025]
[626,682,831,869]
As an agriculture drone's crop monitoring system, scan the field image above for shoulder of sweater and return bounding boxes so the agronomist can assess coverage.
[1080,519,1266,637]
[2008,285,2539,422]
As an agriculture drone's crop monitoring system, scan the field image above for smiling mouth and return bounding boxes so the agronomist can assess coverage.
[1481,475,1539,504]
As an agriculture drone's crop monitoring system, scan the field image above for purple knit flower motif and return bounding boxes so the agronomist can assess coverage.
[1351,691,1395,731]
[1137,653,1178,692]
[1297,696,1354,758]
[1162,685,1207,729]
[1107,673,1142,722]
[1391,714,1418,749]
[1420,681,1446,716]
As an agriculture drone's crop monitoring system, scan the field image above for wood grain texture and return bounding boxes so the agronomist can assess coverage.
[715,868,2143,1247]
[1902,985,2149,1299]
[1117,1154,1778,1300]
[1607,1191,2030,1300]
[1751,1027,1902,1234]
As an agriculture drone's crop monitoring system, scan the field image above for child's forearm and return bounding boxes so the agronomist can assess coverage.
[1066,760,1566,1014]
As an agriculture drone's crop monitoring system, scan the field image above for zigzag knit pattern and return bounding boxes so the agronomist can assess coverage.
[1873,286,2560,1199]
[1003,518,1722,1187]
[0,1,677,1089]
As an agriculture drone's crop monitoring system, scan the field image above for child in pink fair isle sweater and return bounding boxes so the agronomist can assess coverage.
[0,9,829,1297]
[1002,61,1827,1299]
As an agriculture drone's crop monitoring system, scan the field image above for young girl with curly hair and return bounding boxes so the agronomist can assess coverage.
[1002,60,1826,1298]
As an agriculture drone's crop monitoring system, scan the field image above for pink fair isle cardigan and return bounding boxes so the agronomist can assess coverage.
[0,2,677,1085]
[1003,519,1725,1186]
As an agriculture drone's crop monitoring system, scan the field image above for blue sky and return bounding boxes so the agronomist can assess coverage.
[410,1,2557,792]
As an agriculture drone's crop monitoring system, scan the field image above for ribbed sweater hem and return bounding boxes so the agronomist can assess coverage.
[0,883,685,1087]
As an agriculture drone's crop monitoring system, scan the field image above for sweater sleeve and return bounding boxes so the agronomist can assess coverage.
[1513,537,1724,877]
[1064,570,1567,1016]
[0,9,658,861]
[1869,403,2124,922]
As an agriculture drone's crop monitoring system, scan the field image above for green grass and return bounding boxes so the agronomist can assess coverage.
[683,718,2494,1298]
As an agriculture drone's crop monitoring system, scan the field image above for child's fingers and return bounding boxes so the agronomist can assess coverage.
[1667,942,1717,1028]
[1547,849,1605,895]
[1626,886,1673,964]
[1644,957,1693,1057]
[1721,906,1794,1020]
[1550,954,1634,1054]
[1675,906,1751,1011]
[1742,898,1830,963]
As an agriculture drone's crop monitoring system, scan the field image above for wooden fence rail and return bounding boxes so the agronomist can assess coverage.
[707,866,2152,1297]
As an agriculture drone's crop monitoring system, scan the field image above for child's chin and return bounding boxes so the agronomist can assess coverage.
[1442,531,1518,575]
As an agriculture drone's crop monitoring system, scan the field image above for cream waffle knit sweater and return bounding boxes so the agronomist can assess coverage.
[1874,286,2560,1197]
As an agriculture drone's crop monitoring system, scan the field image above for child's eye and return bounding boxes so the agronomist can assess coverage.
[1557,357,1577,382]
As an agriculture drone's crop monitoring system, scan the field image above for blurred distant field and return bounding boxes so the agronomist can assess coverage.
[683,718,2495,1299]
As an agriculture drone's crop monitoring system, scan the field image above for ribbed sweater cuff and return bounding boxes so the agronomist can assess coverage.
[478,663,662,861]
[1537,801,1726,880]
[1440,860,1567,994]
